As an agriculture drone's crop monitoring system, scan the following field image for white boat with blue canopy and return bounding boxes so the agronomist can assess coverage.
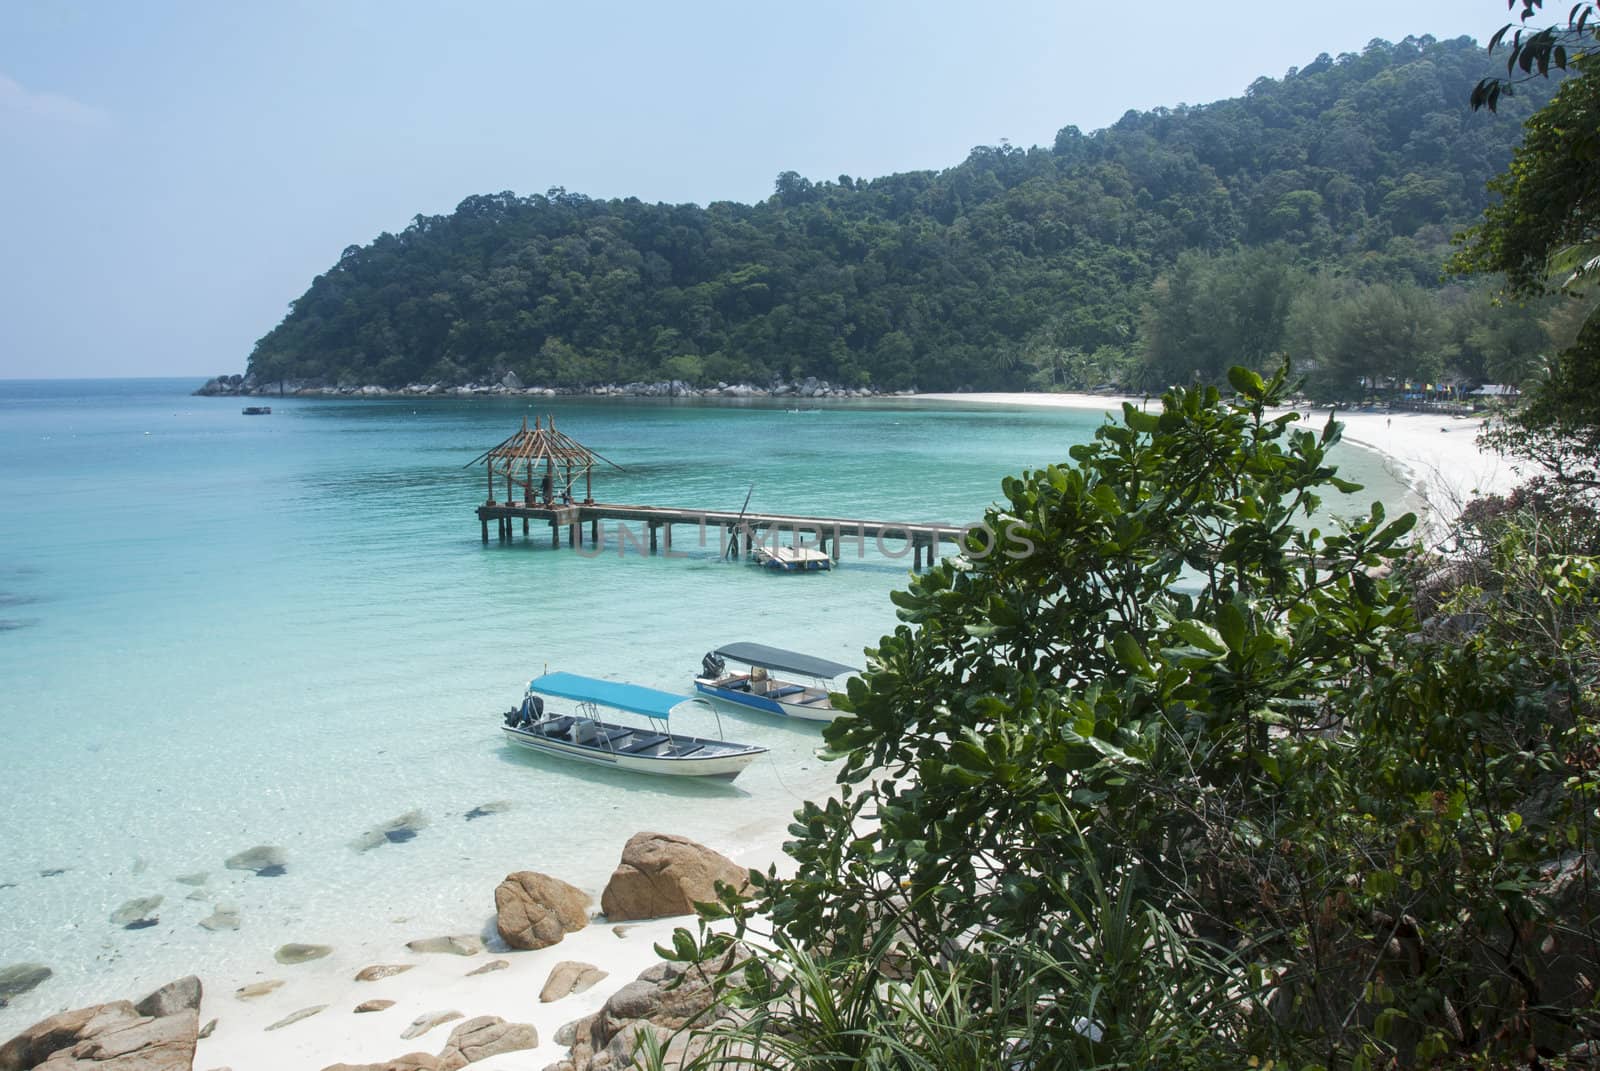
[695,643,858,723]
[502,672,767,780]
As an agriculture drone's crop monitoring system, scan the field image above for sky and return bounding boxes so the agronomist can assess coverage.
[2,1,1510,379]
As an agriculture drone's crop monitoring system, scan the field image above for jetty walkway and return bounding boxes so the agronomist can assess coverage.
[470,415,968,569]
[477,500,965,568]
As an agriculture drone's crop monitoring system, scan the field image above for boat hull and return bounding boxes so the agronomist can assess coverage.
[694,679,847,723]
[500,725,762,780]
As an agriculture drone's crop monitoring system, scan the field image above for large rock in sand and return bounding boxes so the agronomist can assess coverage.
[493,871,589,950]
[0,1003,197,1071]
[435,1016,537,1070]
[599,832,750,921]
[539,961,607,1003]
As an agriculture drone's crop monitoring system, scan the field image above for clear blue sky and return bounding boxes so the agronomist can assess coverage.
[1,1,1505,378]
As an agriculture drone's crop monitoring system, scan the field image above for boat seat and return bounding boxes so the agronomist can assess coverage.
[587,728,633,748]
[619,732,671,753]
[538,716,575,737]
[669,744,704,758]
[796,693,830,705]
[769,685,807,699]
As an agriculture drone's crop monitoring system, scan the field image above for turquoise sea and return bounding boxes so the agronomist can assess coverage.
[0,378,1407,1028]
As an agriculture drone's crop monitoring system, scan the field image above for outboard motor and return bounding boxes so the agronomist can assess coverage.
[504,692,545,729]
[701,651,726,679]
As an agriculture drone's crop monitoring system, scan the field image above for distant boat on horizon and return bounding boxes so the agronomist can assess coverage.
[242,406,272,415]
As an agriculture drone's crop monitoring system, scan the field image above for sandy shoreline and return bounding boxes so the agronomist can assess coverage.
[913,391,1525,521]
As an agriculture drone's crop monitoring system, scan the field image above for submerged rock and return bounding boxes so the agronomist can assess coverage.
[175,872,208,887]
[198,1017,217,1039]
[400,1009,462,1040]
[224,845,286,875]
[463,800,511,821]
[276,943,333,965]
[405,935,482,957]
[38,868,66,878]
[351,810,428,852]
[200,904,240,931]
[109,895,163,928]
[464,959,508,977]
[266,1004,328,1031]
[355,963,413,982]
[0,962,51,1006]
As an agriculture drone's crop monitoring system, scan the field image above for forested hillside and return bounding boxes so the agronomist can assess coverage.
[246,35,1557,395]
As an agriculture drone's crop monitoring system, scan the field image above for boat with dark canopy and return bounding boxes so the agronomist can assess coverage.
[502,671,767,780]
[695,643,858,723]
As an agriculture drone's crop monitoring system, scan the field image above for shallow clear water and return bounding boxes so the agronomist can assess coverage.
[0,379,1406,1026]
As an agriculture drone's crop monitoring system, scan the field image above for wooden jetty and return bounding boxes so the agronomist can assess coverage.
[470,416,966,570]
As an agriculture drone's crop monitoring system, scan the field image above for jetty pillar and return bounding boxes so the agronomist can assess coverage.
[522,517,529,537]
[663,525,673,555]
[571,522,581,548]
[550,520,559,549]
[913,542,923,570]
[649,523,658,554]
[481,518,489,544]
[590,518,599,545]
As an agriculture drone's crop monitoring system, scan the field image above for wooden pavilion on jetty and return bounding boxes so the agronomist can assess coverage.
[471,416,965,570]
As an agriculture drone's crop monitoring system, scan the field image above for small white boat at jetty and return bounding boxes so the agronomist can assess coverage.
[695,643,858,723]
[502,671,767,780]
[752,544,831,572]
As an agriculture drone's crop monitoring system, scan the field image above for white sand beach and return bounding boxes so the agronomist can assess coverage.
[915,392,1526,525]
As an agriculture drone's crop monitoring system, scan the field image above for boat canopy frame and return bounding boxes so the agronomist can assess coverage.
[529,672,686,720]
[713,643,857,680]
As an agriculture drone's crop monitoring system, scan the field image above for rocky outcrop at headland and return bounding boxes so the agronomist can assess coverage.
[195,373,913,400]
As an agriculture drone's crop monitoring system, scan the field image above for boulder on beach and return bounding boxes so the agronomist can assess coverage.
[554,946,750,1071]
[464,959,507,977]
[321,1054,440,1071]
[266,1004,328,1031]
[0,1000,198,1071]
[355,963,413,982]
[599,832,750,921]
[109,895,163,928]
[404,935,482,957]
[276,943,333,964]
[539,961,608,1003]
[355,999,395,1013]
[234,980,284,1000]
[224,845,286,876]
[0,962,51,1007]
[135,975,201,1018]
[400,1010,461,1040]
[435,1015,538,1070]
[493,871,590,950]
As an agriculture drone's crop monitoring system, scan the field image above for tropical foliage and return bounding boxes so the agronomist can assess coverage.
[247,36,1555,397]
[655,371,1600,1069]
